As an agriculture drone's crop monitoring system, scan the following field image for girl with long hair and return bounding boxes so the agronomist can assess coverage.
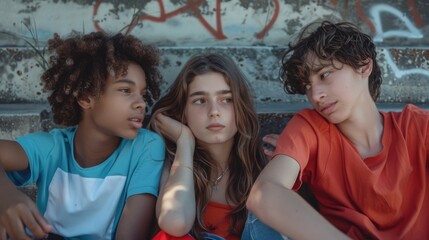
[149,53,267,240]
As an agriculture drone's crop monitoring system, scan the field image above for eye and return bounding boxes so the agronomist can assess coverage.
[119,88,131,94]
[321,71,331,80]
[221,97,233,104]
[193,98,206,104]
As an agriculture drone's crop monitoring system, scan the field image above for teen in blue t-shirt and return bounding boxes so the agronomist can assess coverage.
[0,32,165,240]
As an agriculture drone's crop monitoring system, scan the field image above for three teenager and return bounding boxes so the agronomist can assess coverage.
[0,21,428,239]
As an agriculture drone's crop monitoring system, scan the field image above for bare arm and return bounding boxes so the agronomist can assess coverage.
[115,194,157,240]
[246,155,349,240]
[0,140,52,240]
[153,114,196,236]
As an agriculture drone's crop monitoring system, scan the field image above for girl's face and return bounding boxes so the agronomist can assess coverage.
[184,72,237,146]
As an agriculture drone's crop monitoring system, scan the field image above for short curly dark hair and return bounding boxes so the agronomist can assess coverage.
[41,32,162,126]
[280,21,382,100]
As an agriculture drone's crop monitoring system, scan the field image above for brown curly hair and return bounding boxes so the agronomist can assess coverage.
[280,21,382,100]
[41,31,162,126]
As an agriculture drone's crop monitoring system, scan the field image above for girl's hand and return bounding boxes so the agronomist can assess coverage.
[154,113,194,145]
[262,134,279,158]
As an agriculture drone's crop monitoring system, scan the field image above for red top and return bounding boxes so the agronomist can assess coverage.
[274,104,429,239]
[203,201,240,240]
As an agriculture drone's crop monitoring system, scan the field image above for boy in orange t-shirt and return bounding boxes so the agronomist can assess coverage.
[243,21,429,240]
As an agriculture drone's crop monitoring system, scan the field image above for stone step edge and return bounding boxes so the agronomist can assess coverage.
[2,102,429,115]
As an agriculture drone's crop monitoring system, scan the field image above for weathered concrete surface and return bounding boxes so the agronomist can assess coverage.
[1,0,429,105]
[1,47,429,104]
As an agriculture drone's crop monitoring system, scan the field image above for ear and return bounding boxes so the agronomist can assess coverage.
[359,58,373,78]
[77,96,94,110]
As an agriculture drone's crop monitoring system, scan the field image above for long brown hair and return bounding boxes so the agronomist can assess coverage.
[149,53,266,238]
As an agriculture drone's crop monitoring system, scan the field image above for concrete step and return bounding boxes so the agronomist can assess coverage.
[2,102,429,141]
[1,47,429,104]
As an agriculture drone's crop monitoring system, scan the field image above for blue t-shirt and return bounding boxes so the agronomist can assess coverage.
[7,127,165,239]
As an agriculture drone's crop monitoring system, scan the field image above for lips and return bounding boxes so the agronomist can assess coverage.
[129,115,144,129]
[206,123,225,131]
[320,102,336,115]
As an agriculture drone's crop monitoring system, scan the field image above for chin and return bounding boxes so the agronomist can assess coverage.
[122,131,139,140]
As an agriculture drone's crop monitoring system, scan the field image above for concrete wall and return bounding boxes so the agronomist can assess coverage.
[1,0,429,140]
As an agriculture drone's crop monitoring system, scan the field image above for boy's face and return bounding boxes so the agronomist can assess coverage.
[87,62,147,139]
[184,71,237,147]
[305,58,371,124]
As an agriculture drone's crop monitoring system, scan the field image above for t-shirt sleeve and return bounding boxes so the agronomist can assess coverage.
[126,131,165,198]
[7,132,55,186]
[272,112,319,190]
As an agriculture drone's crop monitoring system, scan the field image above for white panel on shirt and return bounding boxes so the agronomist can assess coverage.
[44,168,126,239]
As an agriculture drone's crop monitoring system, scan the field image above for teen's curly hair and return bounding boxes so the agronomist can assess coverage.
[41,31,162,126]
[280,21,382,100]
[149,53,267,239]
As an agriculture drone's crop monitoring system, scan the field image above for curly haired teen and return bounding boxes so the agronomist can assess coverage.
[244,21,429,239]
[0,32,165,240]
[149,53,267,240]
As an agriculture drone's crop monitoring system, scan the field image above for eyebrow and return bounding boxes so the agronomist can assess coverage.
[310,64,332,74]
[114,79,135,85]
[189,89,232,97]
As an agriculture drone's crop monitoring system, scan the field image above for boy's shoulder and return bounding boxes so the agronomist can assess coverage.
[388,104,429,121]
[402,104,429,115]
[136,128,163,142]
[18,127,76,143]
[294,108,329,127]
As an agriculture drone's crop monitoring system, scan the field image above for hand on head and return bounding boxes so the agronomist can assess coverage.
[154,113,195,145]
[262,134,279,158]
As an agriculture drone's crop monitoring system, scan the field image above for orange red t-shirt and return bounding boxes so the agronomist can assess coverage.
[203,201,240,240]
[274,104,429,239]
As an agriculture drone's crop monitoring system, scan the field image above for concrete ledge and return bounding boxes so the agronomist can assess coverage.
[2,102,429,140]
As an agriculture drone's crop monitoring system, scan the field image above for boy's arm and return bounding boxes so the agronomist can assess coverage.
[247,155,349,240]
[0,140,52,239]
[0,140,29,171]
[115,194,157,240]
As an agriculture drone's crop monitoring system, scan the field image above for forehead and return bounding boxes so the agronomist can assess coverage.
[188,72,230,94]
[108,62,147,86]
[304,52,332,72]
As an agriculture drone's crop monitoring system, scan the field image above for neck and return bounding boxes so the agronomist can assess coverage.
[74,123,121,168]
[337,102,383,158]
[202,139,234,170]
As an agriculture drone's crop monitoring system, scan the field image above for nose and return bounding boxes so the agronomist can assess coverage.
[133,96,146,113]
[209,101,220,118]
[309,83,326,103]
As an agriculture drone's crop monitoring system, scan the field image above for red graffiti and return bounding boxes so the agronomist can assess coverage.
[93,0,279,40]
[256,0,280,39]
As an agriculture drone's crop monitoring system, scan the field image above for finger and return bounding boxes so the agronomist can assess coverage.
[1,207,30,240]
[32,208,53,234]
[22,209,52,238]
[263,148,274,158]
[263,134,279,146]
[155,113,167,123]
[4,222,30,240]
[0,226,6,240]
